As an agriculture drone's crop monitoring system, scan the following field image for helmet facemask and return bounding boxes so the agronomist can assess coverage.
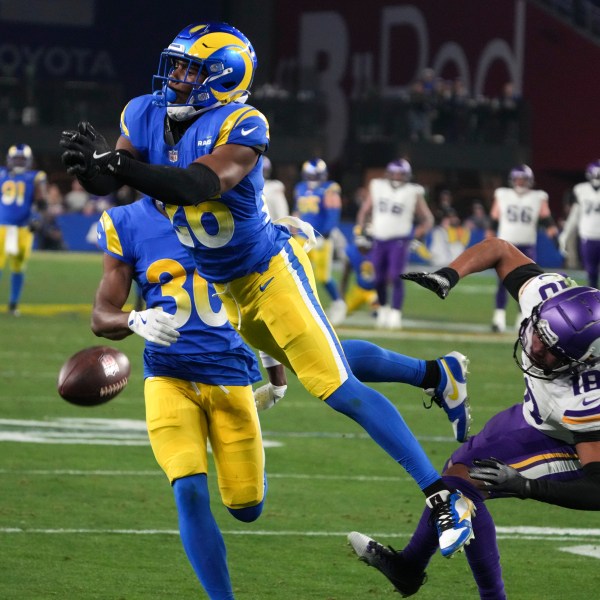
[7,144,33,173]
[509,165,534,194]
[513,310,582,380]
[386,159,412,188]
[152,22,257,121]
[302,159,328,189]
[513,287,600,380]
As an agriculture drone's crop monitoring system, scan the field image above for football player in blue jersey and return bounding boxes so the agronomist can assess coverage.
[339,225,378,320]
[92,195,287,599]
[60,21,475,570]
[293,158,347,324]
[0,144,47,315]
[91,194,472,600]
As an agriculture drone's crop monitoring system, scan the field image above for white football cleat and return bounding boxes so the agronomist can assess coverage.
[491,308,506,333]
[426,351,472,442]
[386,308,402,330]
[376,305,390,329]
[426,489,475,558]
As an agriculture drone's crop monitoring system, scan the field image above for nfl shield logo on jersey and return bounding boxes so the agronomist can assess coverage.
[168,149,178,162]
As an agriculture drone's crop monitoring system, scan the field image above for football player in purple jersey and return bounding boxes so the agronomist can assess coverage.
[349,237,600,599]
[486,164,558,333]
[59,22,476,592]
[357,159,434,330]
[559,160,600,287]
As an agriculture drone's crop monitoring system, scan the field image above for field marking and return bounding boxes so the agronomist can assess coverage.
[0,468,412,482]
[559,545,600,559]
[1,526,599,545]
[0,417,456,445]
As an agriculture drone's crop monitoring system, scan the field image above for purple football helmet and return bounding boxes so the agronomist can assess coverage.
[386,159,412,185]
[586,159,600,187]
[509,164,534,190]
[514,286,600,379]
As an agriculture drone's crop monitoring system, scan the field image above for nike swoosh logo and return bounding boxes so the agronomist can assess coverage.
[241,126,258,136]
[582,397,600,406]
[259,277,274,292]
[93,150,112,159]
[139,315,148,325]
[443,361,459,401]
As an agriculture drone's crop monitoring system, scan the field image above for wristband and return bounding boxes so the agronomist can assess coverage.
[434,267,459,289]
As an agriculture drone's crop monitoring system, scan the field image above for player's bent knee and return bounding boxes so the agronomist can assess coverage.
[227,502,264,523]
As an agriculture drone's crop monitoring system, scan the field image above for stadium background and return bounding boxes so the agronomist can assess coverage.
[1,0,600,264]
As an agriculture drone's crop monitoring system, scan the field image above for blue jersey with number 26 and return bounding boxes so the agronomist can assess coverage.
[120,95,291,283]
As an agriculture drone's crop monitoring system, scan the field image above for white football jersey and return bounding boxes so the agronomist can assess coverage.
[518,274,600,443]
[495,187,548,245]
[573,181,600,240]
[263,179,289,221]
[368,178,424,240]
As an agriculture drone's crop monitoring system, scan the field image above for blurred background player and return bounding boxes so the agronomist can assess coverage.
[262,156,289,221]
[357,158,434,330]
[559,159,600,287]
[487,164,558,332]
[339,224,378,322]
[293,157,347,325]
[0,144,47,315]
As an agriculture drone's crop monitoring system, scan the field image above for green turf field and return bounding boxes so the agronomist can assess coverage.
[1,251,599,599]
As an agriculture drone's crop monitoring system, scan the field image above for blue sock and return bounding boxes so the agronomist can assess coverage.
[342,339,426,386]
[10,272,24,306]
[324,279,340,301]
[325,375,440,490]
[173,474,234,600]
[227,473,268,523]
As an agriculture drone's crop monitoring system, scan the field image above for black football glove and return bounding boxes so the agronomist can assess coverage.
[469,457,531,498]
[59,121,116,179]
[400,271,452,299]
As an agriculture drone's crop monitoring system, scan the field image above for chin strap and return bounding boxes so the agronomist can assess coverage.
[166,92,250,122]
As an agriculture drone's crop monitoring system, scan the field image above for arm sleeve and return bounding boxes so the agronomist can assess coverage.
[502,263,545,301]
[526,462,600,510]
[112,155,221,206]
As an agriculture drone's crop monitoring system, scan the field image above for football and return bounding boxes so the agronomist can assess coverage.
[57,346,131,406]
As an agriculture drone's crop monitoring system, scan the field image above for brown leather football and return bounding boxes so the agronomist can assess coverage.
[57,346,130,406]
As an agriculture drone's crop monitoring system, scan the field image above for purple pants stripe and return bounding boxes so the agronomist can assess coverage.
[447,403,581,496]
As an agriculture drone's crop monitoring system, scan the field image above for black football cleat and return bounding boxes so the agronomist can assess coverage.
[348,532,427,597]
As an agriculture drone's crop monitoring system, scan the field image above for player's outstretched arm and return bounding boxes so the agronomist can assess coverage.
[401,239,535,299]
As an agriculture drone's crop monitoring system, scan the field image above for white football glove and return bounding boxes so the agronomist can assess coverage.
[253,383,287,411]
[128,308,180,347]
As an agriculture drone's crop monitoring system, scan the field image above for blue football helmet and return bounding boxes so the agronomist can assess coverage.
[514,286,600,379]
[7,144,33,173]
[586,159,600,187]
[302,158,328,184]
[386,159,412,184]
[353,223,373,250]
[152,22,257,117]
[509,164,534,191]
